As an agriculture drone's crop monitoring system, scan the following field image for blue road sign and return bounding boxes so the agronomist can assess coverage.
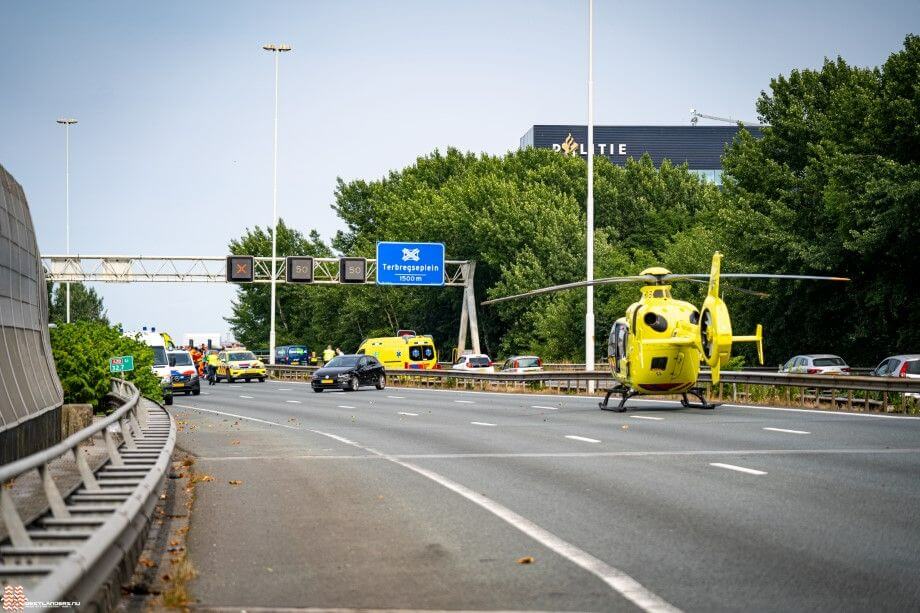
[376,242,445,286]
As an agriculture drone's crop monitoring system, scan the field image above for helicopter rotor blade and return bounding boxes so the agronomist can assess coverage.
[481,275,655,305]
[681,278,770,297]
[665,273,850,282]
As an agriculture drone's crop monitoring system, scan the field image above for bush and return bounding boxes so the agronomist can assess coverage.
[50,322,163,408]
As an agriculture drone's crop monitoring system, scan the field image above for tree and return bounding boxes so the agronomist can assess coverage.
[717,34,920,364]
[49,282,109,326]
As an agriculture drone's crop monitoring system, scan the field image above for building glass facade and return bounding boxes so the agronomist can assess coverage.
[520,125,761,186]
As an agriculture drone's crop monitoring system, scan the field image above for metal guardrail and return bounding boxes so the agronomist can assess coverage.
[0,379,176,611]
[266,365,920,412]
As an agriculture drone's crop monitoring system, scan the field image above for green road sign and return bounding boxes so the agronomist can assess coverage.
[110,355,135,373]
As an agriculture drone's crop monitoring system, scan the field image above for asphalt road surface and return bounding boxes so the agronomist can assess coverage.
[170,379,920,612]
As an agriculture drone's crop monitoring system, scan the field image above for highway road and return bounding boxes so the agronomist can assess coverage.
[169,379,920,611]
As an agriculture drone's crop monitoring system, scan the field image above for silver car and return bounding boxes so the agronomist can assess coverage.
[780,354,851,375]
[871,355,920,399]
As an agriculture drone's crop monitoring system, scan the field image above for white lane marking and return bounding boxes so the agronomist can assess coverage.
[398,411,419,416]
[387,395,405,399]
[455,400,475,404]
[763,427,811,435]
[173,404,298,429]
[710,462,767,475]
[338,405,356,409]
[239,395,254,399]
[277,388,291,391]
[566,435,601,443]
[470,421,496,427]
[306,429,680,613]
[200,392,210,395]
[531,405,558,410]
[631,415,664,421]
[285,400,301,404]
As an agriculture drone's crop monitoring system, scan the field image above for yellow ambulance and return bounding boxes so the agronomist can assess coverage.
[356,335,438,370]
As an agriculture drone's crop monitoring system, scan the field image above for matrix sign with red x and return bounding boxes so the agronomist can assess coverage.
[226,256,254,283]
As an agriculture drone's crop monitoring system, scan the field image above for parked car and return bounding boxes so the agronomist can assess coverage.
[500,356,543,373]
[275,344,310,365]
[779,354,851,375]
[452,354,495,373]
[167,350,201,396]
[311,354,386,392]
[871,355,920,399]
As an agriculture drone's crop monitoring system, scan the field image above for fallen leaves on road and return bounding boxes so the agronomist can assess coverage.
[621,425,629,430]
[192,475,214,483]
[138,557,157,568]
[228,480,243,486]
[230,440,241,445]
[517,556,535,565]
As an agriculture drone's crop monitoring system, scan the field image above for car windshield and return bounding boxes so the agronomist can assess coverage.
[518,357,540,368]
[152,347,168,366]
[229,352,256,361]
[326,356,359,368]
[813,357,845,366]
[168,353,194,367]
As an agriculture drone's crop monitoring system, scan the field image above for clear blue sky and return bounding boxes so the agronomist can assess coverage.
[1,0,916,342]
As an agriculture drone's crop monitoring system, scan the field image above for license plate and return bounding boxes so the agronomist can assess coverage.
[322,378,334,384]
[292,361,300,365]
[173,382,185,387]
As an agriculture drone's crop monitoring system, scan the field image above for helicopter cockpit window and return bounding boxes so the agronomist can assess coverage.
[610,322,628,373]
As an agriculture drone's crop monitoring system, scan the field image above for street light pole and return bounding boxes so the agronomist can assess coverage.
[262,43,291,366]
[57,118,78,324]
[585,0,596,393]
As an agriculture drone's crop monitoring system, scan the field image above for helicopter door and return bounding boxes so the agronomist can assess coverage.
[609,322,629,374]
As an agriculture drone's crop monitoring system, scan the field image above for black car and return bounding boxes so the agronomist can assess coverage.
[311,354,386,392]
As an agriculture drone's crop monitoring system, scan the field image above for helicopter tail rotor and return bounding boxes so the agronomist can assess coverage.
[698,252,734,385]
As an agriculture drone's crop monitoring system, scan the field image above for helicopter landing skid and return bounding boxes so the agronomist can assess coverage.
[680,388,719,410]
[599,386,638,413]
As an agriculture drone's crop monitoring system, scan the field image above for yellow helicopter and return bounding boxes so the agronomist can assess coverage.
[483,252,848,411]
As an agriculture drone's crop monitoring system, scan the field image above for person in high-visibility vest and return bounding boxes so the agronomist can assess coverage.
[322,345,335,365]
[206,352,220,386]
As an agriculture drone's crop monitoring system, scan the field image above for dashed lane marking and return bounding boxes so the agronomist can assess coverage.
[398,412,419,416]
[531,405,558,410]
[387,395,405,399]
[566,435,601,443]
[455,400,475,404]
[286,400,301,404]
[277,388,291,391]
[239,395,254,399]
[631,415,664,421]
[763,427,810,435]
[710,462,767,475]
[471,421,496,427]
[338,405,356,409]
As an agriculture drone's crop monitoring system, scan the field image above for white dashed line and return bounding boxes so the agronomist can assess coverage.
[455,400,475,404]
[763,427,810,435]
[398,412,419,416]
[531,405,558,410]
[387,395,405,399]
[285,400,301,404]
[471,421,496,427]
[631,415,664,421]
[710,462,767,475]
[239,395,254,399]
[338,405,356,409]
[278,388,291,391]
[566,435,601,443]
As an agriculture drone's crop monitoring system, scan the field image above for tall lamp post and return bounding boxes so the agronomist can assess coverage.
[585,0,596,392]
[56,117,78,323]
[262,43,292,365]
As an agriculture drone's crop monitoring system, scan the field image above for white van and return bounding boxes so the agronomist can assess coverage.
[132,331,174,405]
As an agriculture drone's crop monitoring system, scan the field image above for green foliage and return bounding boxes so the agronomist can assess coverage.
[48,282,108,326]
[717,34,920,364]
[50,322,162,408]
